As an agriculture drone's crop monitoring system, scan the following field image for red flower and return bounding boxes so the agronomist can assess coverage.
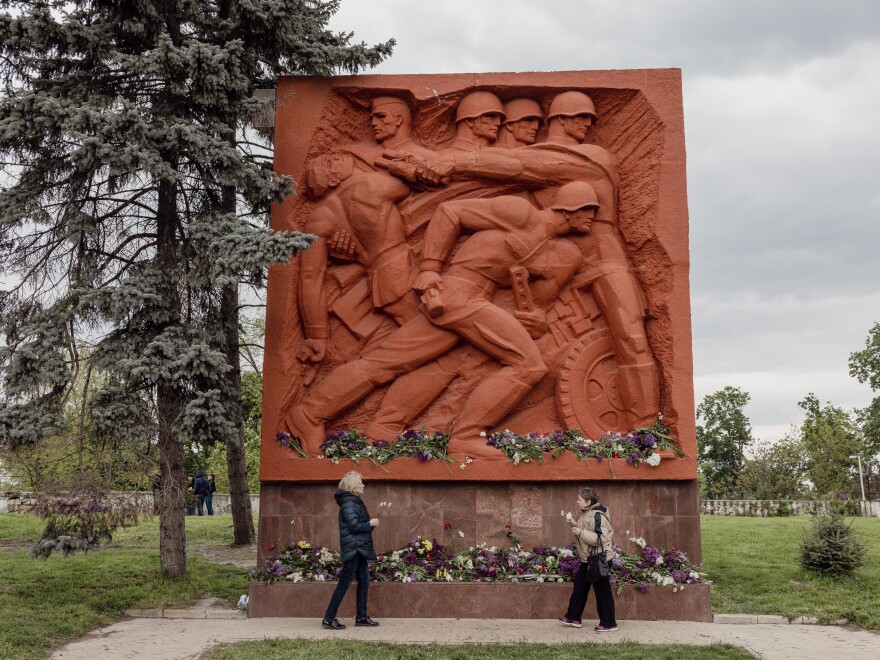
[266,545,274,551]
[613,453,619,458]
[505,525,512,530]
[443,522,452,529]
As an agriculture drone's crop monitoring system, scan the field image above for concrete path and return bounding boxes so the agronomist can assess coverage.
[51,615,880,660]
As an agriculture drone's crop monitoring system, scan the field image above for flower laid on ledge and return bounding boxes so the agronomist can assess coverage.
[485,420,682,474]
[314,428,452,465]
[252,535,707,594]
[276,419,683,473]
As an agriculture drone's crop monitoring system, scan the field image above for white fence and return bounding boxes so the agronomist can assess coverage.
[701,499,880,517]
[0,491,259,515]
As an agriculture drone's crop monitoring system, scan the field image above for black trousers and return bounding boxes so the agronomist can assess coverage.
[324,554,370,621]
[564,561,617,627]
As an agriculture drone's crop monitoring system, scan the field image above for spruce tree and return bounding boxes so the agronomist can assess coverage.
[0,0,393,576]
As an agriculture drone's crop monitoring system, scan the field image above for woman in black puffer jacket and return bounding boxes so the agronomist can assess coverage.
[322,471,380,630]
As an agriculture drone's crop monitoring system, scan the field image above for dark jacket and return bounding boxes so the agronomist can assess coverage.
[194,471,210,496]
[208,478,216,494]
[335,490,376,562]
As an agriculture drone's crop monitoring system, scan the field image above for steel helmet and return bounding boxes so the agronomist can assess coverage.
[503,98,543,124]
[455,91,506,123]
[550,181,599,211]
[546,91,597,122]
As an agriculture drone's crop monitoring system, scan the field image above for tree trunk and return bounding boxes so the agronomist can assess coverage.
[156,173,187,577]
[220,129,255,545]
[157,382,187,577]
[221,283,256,545]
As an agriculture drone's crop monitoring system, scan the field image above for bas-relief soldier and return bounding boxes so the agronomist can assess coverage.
[368,96,432,156]
[496,98,543,148]
[291,112,458,442]
[288,182,602,457]
[447,91,506,151]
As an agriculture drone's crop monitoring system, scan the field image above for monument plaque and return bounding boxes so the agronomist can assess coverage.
[256,70,705,619]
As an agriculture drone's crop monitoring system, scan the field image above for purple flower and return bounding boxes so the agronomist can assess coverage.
[642,545,661,565]
[372,440,390,448]
[637,583,650,593]
[643,433,657,448]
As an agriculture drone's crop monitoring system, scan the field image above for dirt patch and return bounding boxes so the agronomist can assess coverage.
[188,543,257,569]
[0,540,33,553]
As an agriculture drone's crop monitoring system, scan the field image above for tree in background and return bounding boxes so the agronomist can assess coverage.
[0,1,392,577]
[696,386,756,498]
[798,394,864,499]
[850,322,880,462]
[195,369,262,493]
[738,433,807,500]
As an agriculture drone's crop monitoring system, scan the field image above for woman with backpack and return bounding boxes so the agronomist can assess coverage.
[559,486,618,632]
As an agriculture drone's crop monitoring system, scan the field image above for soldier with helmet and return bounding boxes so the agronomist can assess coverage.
[497,98,544,148]
[448,90,506,151]
[545,91,598,146]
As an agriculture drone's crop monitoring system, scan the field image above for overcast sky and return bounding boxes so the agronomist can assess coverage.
[328,0,880,442]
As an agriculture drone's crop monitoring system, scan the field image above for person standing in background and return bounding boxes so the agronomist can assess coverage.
[194,470,210,516]
[206,473,216,516]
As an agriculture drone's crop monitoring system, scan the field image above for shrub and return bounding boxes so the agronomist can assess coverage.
[776,500,792,517]
[799,513,866,575]
[29,490,146,560]
[832,499,863,517]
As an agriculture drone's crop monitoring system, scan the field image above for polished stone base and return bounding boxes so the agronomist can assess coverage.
[257,480,703,567]
[247,581,712,622]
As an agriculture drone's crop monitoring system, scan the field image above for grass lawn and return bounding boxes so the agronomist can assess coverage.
[205,639,754,659]
[0,513,251,660]
[701,515,880,628]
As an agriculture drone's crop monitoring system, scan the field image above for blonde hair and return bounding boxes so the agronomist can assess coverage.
[338,471,364,493]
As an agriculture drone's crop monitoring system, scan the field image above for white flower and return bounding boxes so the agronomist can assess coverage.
[465,457,473,464]
[630,536,647,549]
[537,576,544,583]
[655,556,664,565]
[479,431,487,437]
[458,530,465,538]
[645,452,661,467]
[460,463,466,469]
[557,577,564,583]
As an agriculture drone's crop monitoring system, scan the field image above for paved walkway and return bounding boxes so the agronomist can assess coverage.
[51,615,880,660]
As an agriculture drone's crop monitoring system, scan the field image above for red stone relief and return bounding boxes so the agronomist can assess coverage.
[262,71,696,482]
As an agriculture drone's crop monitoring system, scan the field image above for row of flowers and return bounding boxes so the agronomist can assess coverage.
[277,419,682,473]
[253,535,706,594]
